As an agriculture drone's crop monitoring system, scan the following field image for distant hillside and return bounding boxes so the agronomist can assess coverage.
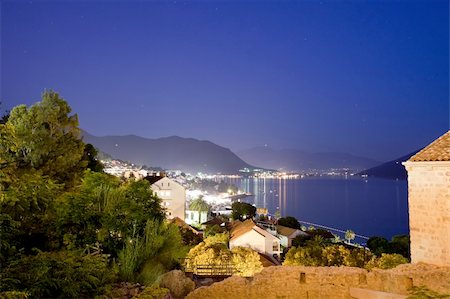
[82,132,255,174]
[357,150,420,180]
[237,147,380,172]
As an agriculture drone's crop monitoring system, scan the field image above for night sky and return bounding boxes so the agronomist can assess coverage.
[1,0,448,161]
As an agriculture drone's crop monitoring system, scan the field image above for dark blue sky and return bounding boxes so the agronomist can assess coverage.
[1,0,449,161]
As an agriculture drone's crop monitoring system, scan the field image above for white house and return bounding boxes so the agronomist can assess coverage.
[229,220,282,257]
[275,225,309,248]
[185,210,208,227]
[145,174,186,221]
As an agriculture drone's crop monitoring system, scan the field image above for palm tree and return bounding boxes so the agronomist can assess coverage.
[345,229,356,244]
[189,196,210,225]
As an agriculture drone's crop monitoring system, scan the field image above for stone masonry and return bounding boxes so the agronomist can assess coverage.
[403,130,450,267]
[186,263,450,299]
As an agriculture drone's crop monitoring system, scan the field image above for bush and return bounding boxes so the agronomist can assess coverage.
[118,220,187,285]
[366,253,409,269]
[231,247,263,277]
[135,286,170,299]
[283,242,372,268]
[0,251,117,298]
[0,291,30,299]
[159,270,195,298]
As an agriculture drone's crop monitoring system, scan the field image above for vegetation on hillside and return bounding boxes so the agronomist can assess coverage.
[0,92,186,297]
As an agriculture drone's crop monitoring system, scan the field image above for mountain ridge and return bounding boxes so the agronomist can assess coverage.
[237,146,381,172]
[357,150,420,180]
[82,131,255,174]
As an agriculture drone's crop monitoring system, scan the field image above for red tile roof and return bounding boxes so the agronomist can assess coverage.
[409,131,450,162]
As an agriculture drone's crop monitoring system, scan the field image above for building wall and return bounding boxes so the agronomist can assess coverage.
[230,230,266,254]
[185,210,208,226]
[152,177,186,221]
[404,161,450,267]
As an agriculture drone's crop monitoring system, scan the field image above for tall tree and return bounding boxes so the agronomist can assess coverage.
[1,91,86,187]
[277,216,301,229]
[231,202,256,221]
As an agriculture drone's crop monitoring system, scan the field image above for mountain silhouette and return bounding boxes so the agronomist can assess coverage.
[357,150,420,180]
[237,146,380,172]
[82,131,255,174]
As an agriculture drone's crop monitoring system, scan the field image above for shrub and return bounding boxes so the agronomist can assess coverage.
[0,251,117,298]
[135,286,170,299]
[366,253,409,270]
[159,270,195,298]
[0,291,30,299]
[231,247,263,277]
[283,243,372,268]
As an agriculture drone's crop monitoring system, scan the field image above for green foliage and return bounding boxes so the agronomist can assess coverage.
[345,229,356,243]
[186,242,232,269]
[367,235,410,259]
[186,238,262,277]
[277,216,301,229]
[231,202,256,221]
[231,246,263,277]
[292,234,312,247]
[204,224,224,237]
[0,250,117,298]
[367,236,390,256]
[179,226,203,246]
[1,91,86,187]
[83,144,104,173]
[118,220,187,285]
[0,291,30,299]
[407,286,450,299]
[283,238,373,268]
[159,270,195,298]
[1,93,187,297]
[366,253,409,270]
[135,286,170,299]
[203,232,229,245]
[390,235,410,258]
[189,196,210,212]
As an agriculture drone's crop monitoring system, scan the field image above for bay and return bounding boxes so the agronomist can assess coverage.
[220,176,409,241]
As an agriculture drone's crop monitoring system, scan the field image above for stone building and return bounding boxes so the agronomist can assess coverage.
[403,130,450,267]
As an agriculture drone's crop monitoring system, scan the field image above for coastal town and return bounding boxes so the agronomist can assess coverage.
[2,1,449,298]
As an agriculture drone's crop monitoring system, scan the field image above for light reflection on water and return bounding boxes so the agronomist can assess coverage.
[220,176,408,239]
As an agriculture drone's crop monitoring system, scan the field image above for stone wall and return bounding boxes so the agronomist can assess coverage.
[186,263,450,299]
[404,161,450,267]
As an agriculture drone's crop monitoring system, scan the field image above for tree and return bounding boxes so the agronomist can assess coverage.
[390,235,410,259]
[0,101,9,124]
[83,144,104,173]
[277,216,301,229]
[231,202,256,221]
[1,91,86,187]
[345,229,356,244]
[367,236,390,257]
[189,196,210,225]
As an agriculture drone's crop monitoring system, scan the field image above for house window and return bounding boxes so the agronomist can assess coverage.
[273,241,279,252]
[191,212,194,220]
[161,183,164,187]
[168,182,170,187]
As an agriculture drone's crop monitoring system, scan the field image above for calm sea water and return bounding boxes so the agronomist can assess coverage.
[220,176,409,240]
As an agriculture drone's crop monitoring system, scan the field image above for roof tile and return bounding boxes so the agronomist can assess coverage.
[409,131,450,162]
